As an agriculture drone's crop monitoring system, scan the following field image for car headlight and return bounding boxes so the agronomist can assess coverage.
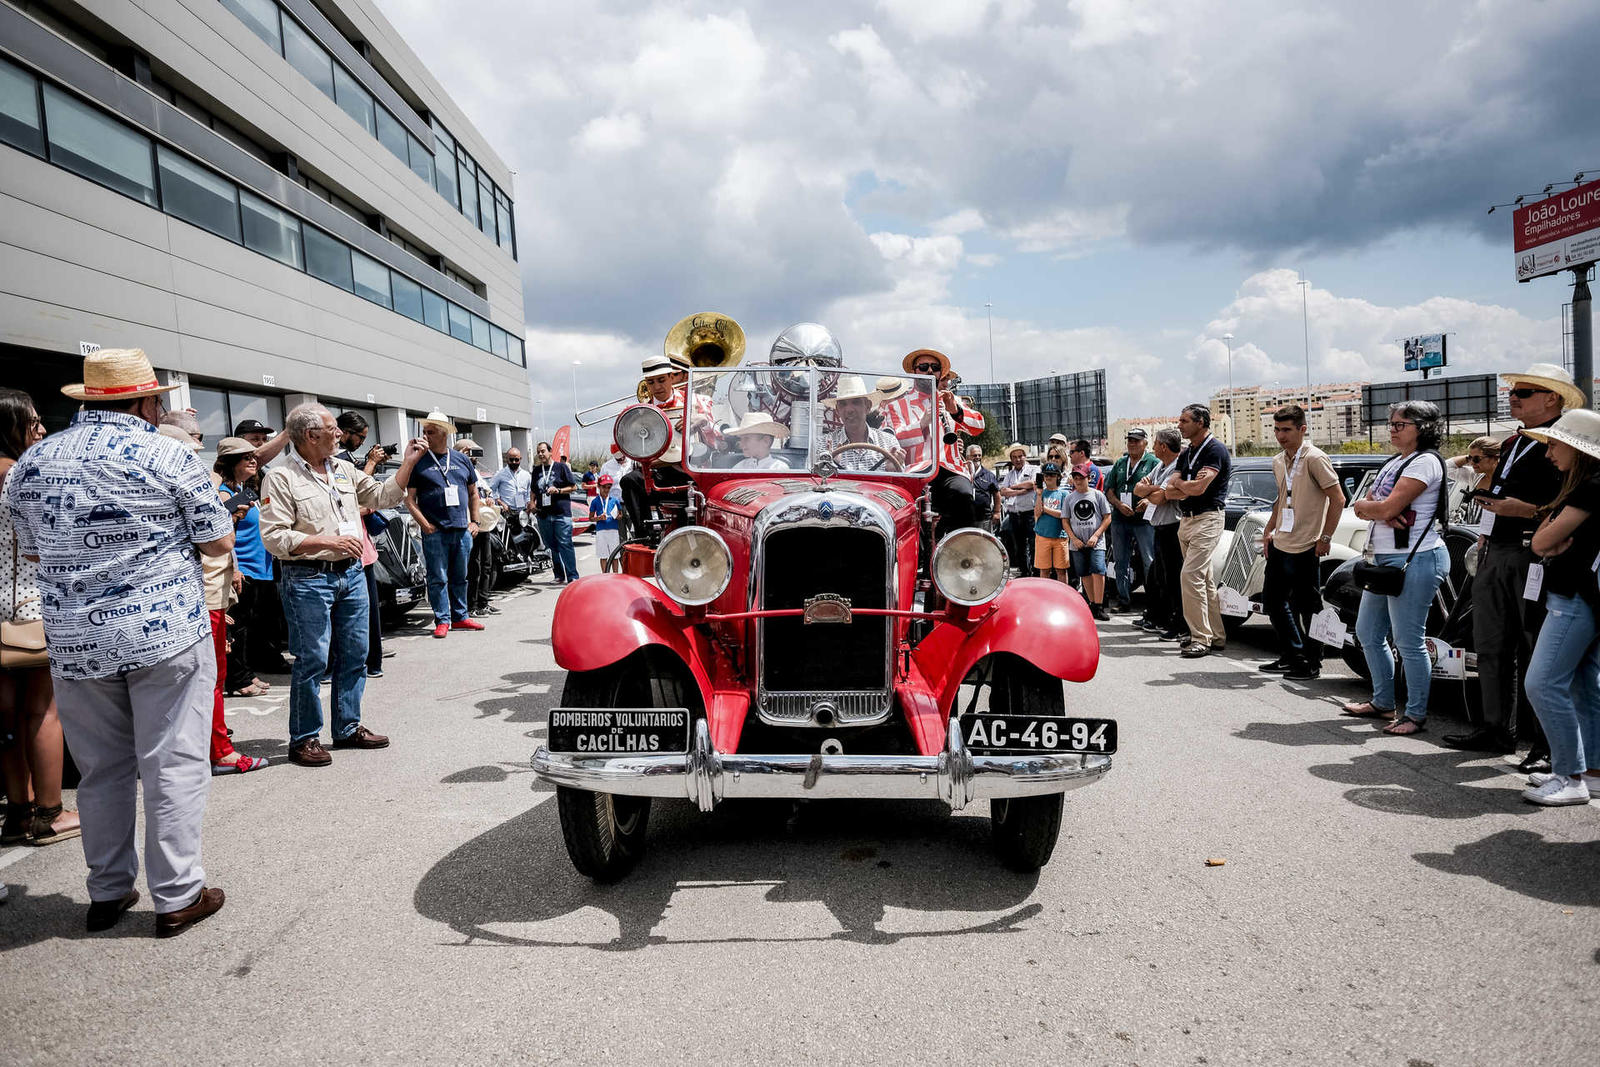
[654,527,733,606]
[614,403,672,462]
[931,528,1008,607]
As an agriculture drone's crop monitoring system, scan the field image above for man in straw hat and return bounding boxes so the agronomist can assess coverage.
[882,349,986,535]
[824,375,905,472]
[1443,363,1583,760]
[8,348,237,935]
[260,404,428,769]
[725,411,791,471]
[997,442,1039,575]
[620,354,715,538]
[405,412,483,639]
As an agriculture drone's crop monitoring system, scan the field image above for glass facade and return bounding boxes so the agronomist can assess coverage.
[331,64,375,138]
[220,0,281,54]
[240,189,303,268]
[40,84,158,206]
[351,250,391,308]
[0,56,44,156]
[157,145,241,242]
[281,15,335,99]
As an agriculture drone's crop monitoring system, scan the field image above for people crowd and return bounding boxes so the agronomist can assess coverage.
[4,344,1598,937]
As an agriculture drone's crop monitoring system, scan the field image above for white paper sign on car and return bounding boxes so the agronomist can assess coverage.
[1218,586,1252,618]
[1308,607,1348,647]
[1426,637,1466,680]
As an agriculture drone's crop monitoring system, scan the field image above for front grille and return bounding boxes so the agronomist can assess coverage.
[758,526,889,724]
[1222,512,1261,592]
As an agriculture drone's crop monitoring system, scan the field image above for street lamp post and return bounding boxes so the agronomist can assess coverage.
[1299,275,1311,392]
[984,302,995,383]
[1222,332,1234,447]
[570,360,581,460]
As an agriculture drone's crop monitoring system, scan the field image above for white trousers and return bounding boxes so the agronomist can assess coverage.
[54,638,214,913]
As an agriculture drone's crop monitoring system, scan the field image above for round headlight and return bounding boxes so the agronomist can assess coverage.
[654,527,733,606]
[614,404,672,462]
[931,529,1008,607]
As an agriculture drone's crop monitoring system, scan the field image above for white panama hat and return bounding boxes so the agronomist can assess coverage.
[1502,362,1586,411]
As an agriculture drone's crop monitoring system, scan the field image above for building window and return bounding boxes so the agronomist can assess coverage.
[351,250,391,308]
[303,225,353,291]
[391,272,424,322]
[421,288,447,333]
[470,313,490,351]
[406,133,432,186]
[239,189,303,268]
[221,0,282,53]
[477,176,496,239]
[282,15,335,99]
[375,105,408,163]
[157,145,241,242]
[496,194,514,255]
[332,65,375,138]
[41,85,158,207]
[457,154,478,228]
[432,132,458,209]
[508,335,524,367]
[447,302,472,343]
[489,324,508,360]
[0,58,44,158]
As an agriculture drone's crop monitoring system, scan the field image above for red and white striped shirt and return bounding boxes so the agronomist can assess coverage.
[881,390,985,476]
[652,384,720,448]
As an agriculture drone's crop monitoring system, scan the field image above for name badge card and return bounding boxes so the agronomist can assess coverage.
[1120,491,1134,509]
[444,485,461,507]
[1279,508,1295,533]
[337,519,361,538]
[1523,562,1544,601]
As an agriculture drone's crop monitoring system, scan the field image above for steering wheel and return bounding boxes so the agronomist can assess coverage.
[829,443,904,472]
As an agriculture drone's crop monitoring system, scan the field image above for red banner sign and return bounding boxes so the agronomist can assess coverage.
[1513,176,1600,281]
[551,424,571,462]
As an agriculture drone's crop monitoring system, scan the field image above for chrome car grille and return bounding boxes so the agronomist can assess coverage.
[760,692,887,725]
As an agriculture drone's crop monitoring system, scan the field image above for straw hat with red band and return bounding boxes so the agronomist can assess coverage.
[62,348,181,401]
[901,348,951,376]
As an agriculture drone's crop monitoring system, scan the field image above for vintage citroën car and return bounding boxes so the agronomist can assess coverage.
[532,317,1115,879]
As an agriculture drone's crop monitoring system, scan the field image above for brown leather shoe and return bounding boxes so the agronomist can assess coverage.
[289,739,332,767]
[86,889,140,932]
[332,725,389,749]
[156,886,224,938]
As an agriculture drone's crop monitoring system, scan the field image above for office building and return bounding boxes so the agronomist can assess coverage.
[1,0,530,458]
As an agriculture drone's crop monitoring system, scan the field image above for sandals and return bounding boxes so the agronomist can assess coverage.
[28,803,81,846]
[2,802,34,845]
[225,680,270,697]
[1340,701,1395,719]
[1382,717,1425,736]
[211,754,269,775]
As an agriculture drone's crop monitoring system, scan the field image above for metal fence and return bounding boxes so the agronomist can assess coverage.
[965,370,1107,449]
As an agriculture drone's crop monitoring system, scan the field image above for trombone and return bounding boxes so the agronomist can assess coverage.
[573,312,746,427]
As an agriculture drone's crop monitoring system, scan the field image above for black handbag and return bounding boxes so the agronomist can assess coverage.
[1351,451,1448,597]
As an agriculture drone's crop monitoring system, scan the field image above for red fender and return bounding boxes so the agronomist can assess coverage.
[912,577,1100,713]
[551,575,714,703]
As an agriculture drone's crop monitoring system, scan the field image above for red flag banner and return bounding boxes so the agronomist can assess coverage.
[552,424,571,463]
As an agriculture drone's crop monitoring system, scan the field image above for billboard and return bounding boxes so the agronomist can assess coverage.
[1362,374,1497,427]
[1402,334,1446,372]
[1514,176,1600,282]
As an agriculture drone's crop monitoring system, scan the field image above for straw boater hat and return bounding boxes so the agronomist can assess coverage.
[1502,362,1586,411]
[62,348,181,401]
[1521,409,1600,461]
[873,376,912,404]
[641,354,676,379]
[454,437,483,453]
[723,411,789,442]
[1006,442,1027,457]
[822,375,878,409]
[215,436,256,459]
[156,424,201,451]
[421,409,457,434]
[901,348,951,376]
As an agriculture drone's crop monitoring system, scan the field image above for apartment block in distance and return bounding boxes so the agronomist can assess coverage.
[0,0,531,458]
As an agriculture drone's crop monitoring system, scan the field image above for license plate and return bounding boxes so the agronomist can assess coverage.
[963,714,1117,755]
[393,589,413,604]
[547,707,691,754]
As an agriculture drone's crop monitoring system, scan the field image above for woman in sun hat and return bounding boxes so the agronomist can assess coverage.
[823,376,905,472]
[1519,408,1600,805]
[724,411,791,471]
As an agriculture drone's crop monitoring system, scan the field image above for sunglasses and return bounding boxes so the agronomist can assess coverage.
[913,362,941,372]
[1509,387,1551,399]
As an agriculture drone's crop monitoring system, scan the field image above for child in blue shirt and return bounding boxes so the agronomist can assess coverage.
[1034,464,1070,582]
[591,476,622,571]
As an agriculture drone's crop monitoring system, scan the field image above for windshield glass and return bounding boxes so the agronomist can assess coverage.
[1227,468,1279,505]
[684,367,939,478]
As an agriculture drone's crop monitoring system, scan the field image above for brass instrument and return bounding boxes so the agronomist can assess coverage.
[574,312,747,427]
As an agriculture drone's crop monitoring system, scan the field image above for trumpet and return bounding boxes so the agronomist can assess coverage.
[573,312,746,427]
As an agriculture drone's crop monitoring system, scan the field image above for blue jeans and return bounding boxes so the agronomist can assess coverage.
[1526,592,1600,776]
[537,512,578,583]
[1109,518,1155,603]
[1354,544,1449,723]
[279,562,369,745]
[421,527,471,623]
[1069,546,1107,576]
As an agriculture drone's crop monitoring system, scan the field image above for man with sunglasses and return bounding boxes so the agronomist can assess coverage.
[887,348,985,538]
[1444,363,1582,762]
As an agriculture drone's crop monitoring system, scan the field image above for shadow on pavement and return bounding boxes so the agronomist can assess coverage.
[1414,828,1600,908]
[469,670,567,722]
[1308,749,1536,820]
[0,885,127,949]
[414,797,1045,950]
[1232,716,1372,748]
[1144,668,1273,691]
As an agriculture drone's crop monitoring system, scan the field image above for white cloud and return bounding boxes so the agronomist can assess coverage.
[573,112,645,154]
[877,0,996,42]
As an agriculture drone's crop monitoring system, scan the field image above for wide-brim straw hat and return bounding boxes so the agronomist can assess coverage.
[62,348,180,401]
[1502,362,1586,410]
[901,348,951,376]
[724,411,789,441]
[156,423,201,452]
[873,376,912,404]
[1048,432,1069,444]
[1006,441,1027,457]
[1521,408,1600,461]
[421,410,457,433]
[454,437,483,452]
[215,436,256,459]
[822,375,878,410]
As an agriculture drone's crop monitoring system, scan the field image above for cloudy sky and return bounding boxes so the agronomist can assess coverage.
[376,0,1600,425]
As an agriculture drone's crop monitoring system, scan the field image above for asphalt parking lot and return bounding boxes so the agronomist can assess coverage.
[1,539,1596,1065]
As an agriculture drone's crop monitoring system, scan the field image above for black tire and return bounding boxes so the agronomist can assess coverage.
[552,651,695,881]
[985,655,1067,872]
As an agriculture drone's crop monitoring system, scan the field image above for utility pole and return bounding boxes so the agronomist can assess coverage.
[570,360,581,459]
[1575,268,1594,407]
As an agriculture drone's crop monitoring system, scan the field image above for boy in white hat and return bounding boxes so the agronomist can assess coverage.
[724,412,791,470]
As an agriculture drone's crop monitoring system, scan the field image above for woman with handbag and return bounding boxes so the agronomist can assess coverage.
[1519,409,1600,805]
[0,388,80,846]
[1341,401,1451,736]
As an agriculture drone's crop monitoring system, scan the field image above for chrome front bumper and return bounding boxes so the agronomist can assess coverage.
[531,719,1113,813]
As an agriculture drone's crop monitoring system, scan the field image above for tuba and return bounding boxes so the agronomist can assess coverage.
[665,312,746,369]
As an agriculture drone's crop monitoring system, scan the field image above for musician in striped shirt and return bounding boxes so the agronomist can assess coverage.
[880,349,986,537]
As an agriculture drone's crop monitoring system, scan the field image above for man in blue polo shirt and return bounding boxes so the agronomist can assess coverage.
[405,410,482,639]
[1164,403,1232,658]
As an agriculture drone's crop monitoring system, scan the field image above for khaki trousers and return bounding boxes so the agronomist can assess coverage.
[1177,510,1225,647]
